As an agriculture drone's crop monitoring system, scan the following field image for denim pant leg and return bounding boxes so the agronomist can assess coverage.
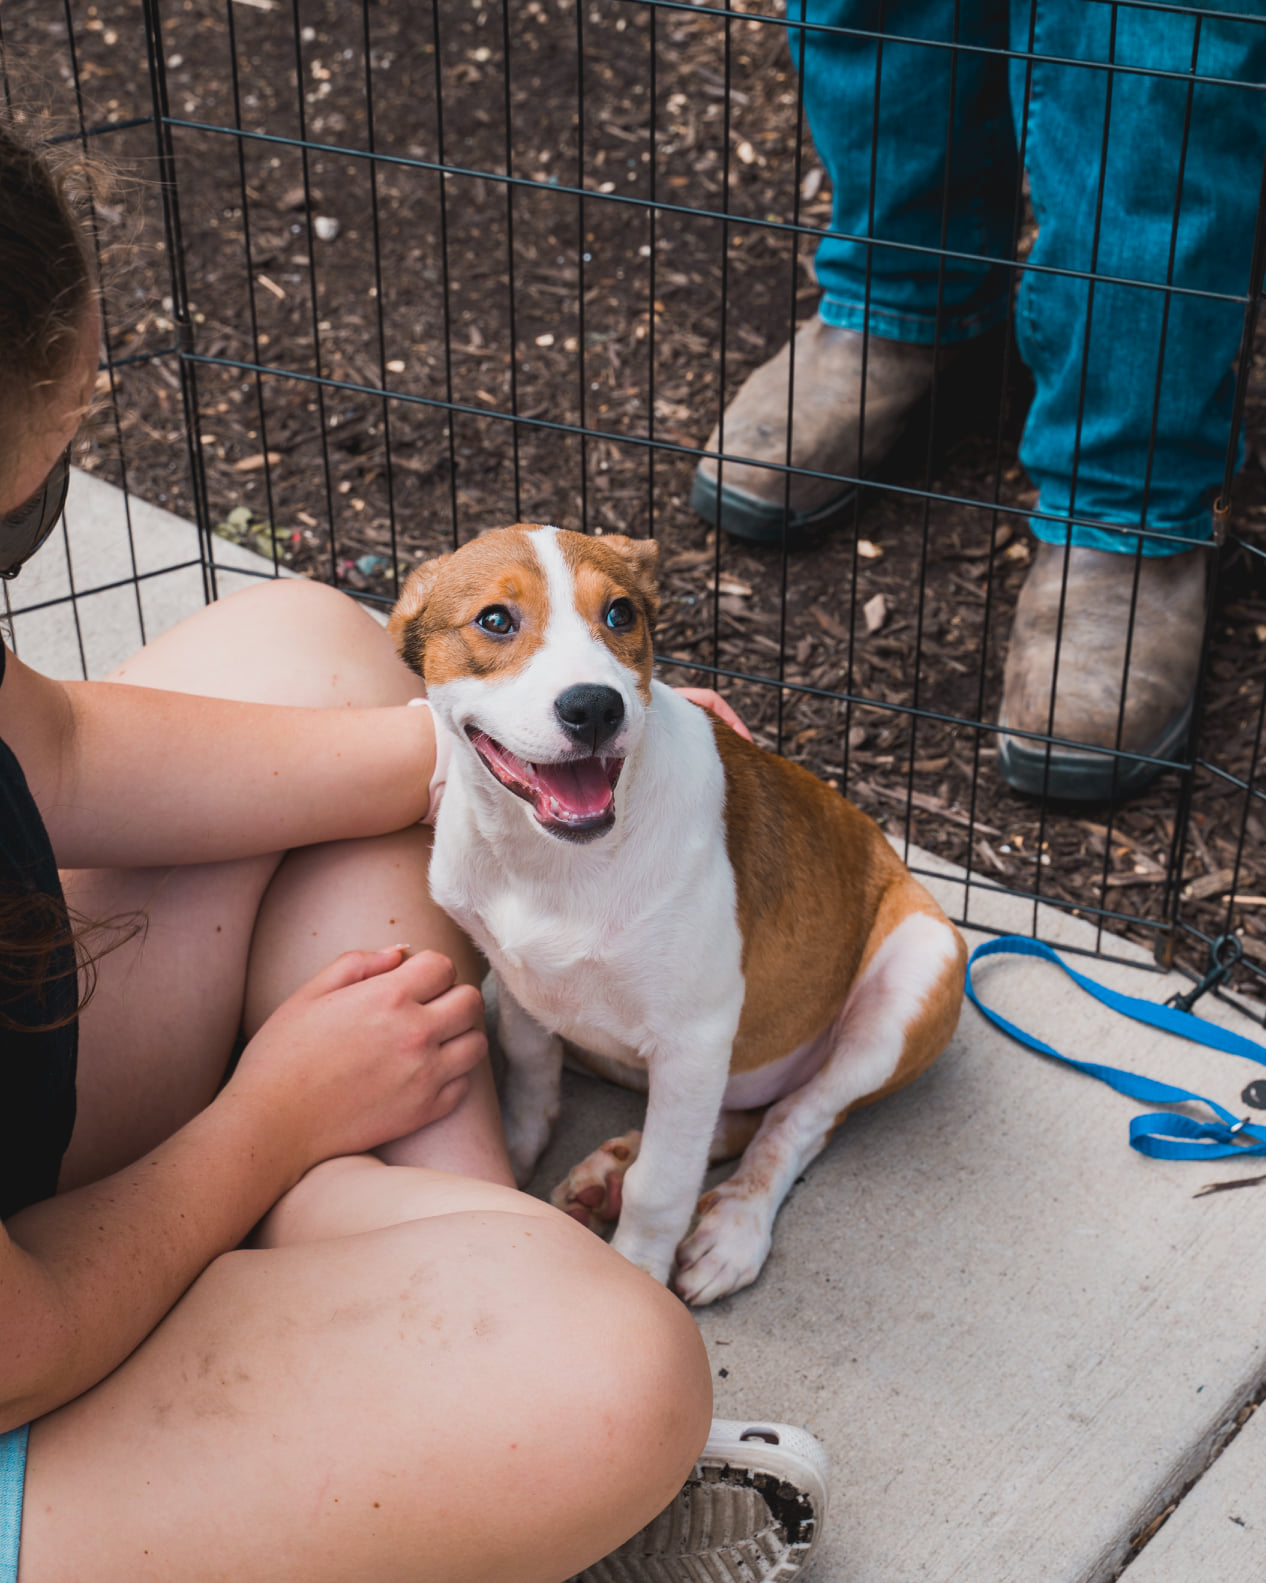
[1013,2,1266,556]
[801,0,1017,345]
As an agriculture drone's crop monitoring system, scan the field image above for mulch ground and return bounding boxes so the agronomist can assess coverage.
[9,0,1266,1009]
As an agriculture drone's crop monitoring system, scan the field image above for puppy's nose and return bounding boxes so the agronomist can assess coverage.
[555,684,625,753]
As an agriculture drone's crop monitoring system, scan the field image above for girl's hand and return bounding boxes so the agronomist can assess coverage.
[673,687,753,742]
[229,947,486,1176]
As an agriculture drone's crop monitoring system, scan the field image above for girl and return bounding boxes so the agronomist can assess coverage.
[0,115,824,1582]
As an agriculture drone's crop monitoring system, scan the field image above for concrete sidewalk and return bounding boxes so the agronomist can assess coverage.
[535,854,1266,1583]
[15,474,1266,1582]
[1,467,291,679]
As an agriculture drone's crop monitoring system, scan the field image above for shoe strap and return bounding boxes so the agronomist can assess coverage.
[966,936,1266,1161]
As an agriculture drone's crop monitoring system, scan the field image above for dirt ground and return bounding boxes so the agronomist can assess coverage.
[7,0,1266,1008]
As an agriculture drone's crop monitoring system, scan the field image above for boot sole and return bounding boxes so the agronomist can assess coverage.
[689,469,858,546]
[996,696,1194,804]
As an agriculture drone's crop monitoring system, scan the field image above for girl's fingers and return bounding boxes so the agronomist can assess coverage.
[427,1073,472,1125]
[673,686,753,742]
[436,1026,490,1078]
[392,947,459,1003]
[420,987,487,1056]
[305,946,407,997]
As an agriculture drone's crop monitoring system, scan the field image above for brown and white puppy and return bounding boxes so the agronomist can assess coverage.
[390,524,965,1305]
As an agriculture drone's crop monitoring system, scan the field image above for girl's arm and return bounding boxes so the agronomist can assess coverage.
[0,946,486,1430]
[0,646,437,868]
[0,646,749,871]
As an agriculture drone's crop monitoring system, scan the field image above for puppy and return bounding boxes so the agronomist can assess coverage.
[389,524,965,1305]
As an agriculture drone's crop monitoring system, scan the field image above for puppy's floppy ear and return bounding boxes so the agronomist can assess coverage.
[388,553,451,677]
[601,533,661,622]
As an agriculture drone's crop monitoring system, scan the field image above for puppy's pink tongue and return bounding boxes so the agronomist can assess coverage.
[532,758,614,821]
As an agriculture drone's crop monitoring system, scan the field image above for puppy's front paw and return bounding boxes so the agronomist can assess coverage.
[673,1183,774,1307]
[610,1217,677,1287]
[550,1131,642,1231]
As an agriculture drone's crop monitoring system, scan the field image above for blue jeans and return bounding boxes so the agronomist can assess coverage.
[797,1,1266,553]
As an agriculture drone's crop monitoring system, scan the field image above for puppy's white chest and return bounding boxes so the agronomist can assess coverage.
[486,894,649,1064]
[430,678,743,1064]
[480,886,596,977]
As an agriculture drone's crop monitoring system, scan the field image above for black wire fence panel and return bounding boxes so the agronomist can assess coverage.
[4,0,1266,1010]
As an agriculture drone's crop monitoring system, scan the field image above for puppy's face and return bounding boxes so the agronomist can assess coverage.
[389,524,659,842]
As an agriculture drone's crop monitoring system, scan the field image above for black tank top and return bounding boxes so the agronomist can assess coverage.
[0,643,78,1218]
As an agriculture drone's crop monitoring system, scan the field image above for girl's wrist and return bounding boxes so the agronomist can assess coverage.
[208,1066,317,1202]
[406,697,449,825]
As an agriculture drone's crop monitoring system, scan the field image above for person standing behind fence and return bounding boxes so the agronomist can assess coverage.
[0,115,828,1583]
[692,2,1266,804]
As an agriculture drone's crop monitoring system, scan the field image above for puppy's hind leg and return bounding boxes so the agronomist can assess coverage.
[552,1131,642,1230]
[496,979,565,1187]
[675,906,965,1306]
[551,1108,762,1232]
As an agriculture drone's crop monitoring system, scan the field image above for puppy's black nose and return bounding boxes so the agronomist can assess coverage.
[555,684,625,753]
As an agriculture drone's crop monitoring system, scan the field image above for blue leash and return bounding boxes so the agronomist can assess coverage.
[966,935,1266,1162]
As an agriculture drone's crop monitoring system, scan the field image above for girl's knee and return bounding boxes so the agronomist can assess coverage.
[216,579,418,707]
[529,1248,712,1562]
[251,579,420,709]
[115,578,420,709]
[542,1232,713,1490]
[226,575,369,639]
[614,1269,713,1463]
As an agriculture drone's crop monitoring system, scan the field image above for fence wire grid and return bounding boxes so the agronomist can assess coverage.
[4,0,1266,1014]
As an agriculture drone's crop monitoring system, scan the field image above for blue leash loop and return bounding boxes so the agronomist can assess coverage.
[966,935,1266,1162]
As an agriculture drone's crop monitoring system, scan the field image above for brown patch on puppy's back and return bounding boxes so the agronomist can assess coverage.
[711,718,913,1073]
[388,525,552,687]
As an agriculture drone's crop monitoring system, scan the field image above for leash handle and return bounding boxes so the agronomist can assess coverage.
[966,936,1266,1162]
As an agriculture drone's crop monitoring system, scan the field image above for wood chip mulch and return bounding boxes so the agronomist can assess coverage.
[9,0,1266,1010]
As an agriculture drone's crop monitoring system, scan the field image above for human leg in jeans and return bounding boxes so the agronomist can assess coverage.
[998,1,1266,799]
[692,0,1016,541]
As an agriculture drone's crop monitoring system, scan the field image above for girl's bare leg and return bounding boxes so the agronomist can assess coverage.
[241,826,512,1184]
[60,578,510,1190]
[21,1190,711,1583]
[39,579,713,1581]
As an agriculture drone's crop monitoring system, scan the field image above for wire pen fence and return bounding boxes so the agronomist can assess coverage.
[4,0,1266,1015]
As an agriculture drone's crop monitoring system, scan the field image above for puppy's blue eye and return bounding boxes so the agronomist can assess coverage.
[605,598,635,631]
[475,605,516,636]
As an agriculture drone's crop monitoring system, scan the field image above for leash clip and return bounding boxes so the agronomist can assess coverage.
[1211,497,1231,547]
[1166,934,1242,1015]
[1228,1116,1251,1137]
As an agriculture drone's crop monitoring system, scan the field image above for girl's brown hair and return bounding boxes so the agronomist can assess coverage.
[0,113,96,501]
[1,114,117,1029]
[0,888,81,1033]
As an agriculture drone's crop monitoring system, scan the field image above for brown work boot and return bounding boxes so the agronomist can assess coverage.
[997,542,1209,802]
[690,314,960,542]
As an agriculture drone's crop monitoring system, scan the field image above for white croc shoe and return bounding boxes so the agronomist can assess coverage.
[573,1418,831,1582]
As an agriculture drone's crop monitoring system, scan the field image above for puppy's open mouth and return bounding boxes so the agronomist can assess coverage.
[466,727,623,840]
